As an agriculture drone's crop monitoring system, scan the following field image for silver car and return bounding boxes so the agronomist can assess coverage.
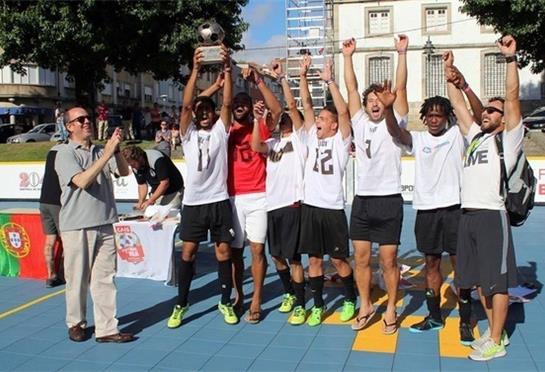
[6,123,57,143]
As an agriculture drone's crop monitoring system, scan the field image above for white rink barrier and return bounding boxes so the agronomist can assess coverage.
[1,157,545,203]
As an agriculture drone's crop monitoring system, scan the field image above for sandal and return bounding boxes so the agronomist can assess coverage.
[351,308,376,331]
[382,312,398,335]
[244,309,261,324]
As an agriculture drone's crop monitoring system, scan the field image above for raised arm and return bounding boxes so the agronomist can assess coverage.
[375,80,412,146]
[243,67,282,131]
[299,54,315,130]
[250,101,268,154]
[199,72,224,98]
[342,38,362,117]
[319,59,351,139]
[448,65,483,125]
[444,51,473,136]
[220,45,232,131]
[272,60,303,130]
[180,48,203,136]
[393,34,409,116]
[497,35,522,131]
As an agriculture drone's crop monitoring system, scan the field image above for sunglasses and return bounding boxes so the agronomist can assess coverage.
[68,115,90,124]
[483,106,504,115]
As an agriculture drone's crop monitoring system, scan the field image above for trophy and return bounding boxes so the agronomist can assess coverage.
[197,21,225,65]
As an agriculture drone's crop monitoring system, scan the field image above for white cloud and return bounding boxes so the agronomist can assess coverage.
[244,2,275,25]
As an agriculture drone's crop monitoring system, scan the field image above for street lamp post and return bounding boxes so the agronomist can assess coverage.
[423,36,435,97]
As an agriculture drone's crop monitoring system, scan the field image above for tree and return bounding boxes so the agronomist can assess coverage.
[461,0,545,73]
[0,0,248,107]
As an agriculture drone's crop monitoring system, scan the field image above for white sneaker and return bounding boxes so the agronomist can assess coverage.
[468,338,506,361]
[471,328,510,350]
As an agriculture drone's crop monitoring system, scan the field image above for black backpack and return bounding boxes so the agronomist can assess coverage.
[495,134,536,226]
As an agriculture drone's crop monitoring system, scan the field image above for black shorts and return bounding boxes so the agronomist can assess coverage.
[349,194,403,245]
[415,205,461,256]
[455,209,517,297]
[267,204,301,261]
[179,199,235,244]
[299,204,349,258]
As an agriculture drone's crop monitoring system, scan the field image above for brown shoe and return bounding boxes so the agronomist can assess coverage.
[68,322,86,342]
[95,332,136,343]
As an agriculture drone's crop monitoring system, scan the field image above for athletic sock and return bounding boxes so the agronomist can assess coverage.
[425,288,442,322]
[218,259,233,305]
[177,259,194,307]
[458,288,472,324]
[293,281,306,308]
[340,273,357,303]
[277,268,294,294]
[309,275,325,308]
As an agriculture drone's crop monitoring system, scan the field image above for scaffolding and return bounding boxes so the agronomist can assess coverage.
[285,0,334,113]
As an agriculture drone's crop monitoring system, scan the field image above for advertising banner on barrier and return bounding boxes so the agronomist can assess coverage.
[0,161,187,201]
[0,158,543,203]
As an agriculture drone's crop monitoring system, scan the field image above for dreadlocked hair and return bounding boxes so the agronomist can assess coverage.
[419,96,456,125]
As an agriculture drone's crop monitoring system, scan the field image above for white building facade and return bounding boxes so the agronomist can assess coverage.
[332,0,544,126]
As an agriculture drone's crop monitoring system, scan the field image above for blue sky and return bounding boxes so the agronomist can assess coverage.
[234,0,286,64]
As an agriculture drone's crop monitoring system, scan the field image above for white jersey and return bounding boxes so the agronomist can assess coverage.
[301,126,351,210]
[409,126,465,210]
[264,129,305,211]
[182,119,229,205]
[461,121,524,210]
[352,109,408,196]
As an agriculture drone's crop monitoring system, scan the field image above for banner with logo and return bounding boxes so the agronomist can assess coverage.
[0,210,50,279]
[114,220,178,281]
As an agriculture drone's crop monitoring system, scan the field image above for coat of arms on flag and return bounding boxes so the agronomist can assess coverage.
[0,223,30,258]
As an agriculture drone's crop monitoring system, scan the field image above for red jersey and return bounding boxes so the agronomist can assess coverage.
[228,118,271,196]
[97,104,108,121]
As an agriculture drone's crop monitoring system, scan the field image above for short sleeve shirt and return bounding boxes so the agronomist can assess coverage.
[55,140,119,231]
[133,149,184,195]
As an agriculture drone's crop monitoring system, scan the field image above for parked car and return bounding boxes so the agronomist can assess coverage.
[6,123,57,143]
[523,106,545,132]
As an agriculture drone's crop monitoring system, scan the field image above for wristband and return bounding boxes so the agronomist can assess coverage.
[277,75,286,84]
[255,76,263,86]
[504,55,517,64]
[325,80,334,85]
[397,50,407,55]
[462,82,471,93]
[223,67,231,73]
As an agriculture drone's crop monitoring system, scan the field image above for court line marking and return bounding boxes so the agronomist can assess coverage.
[0,288,65,320]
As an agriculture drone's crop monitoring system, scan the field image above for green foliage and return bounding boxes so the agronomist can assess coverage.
[461,0,545,73]
[0,0,248,104]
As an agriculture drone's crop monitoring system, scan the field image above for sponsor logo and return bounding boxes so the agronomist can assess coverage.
[0,223,31,258]
[19,171,43,191]
[423,147,432,154]
[115,226,145,264]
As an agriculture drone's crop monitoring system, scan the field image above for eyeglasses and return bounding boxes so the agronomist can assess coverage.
[483,106,504,115]
[68,115,90,125]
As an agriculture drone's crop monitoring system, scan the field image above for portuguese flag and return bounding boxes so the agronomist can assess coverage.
[0,209,59,279]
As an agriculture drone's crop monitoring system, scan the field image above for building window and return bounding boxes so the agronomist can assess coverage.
[144,86,153,103]
[102,82,112,96]
[124,83,131,98]
[425,54,446,97]
[482,53,506,98]
[1,66,11,83]
[423,5,450,34]
[39,68,56,86]
[367,56,392,86]
[367,8,391,35]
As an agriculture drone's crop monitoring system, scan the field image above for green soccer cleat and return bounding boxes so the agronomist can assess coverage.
[279,293,296,313]
[288,306,306,326]
[307,306,325,327]
[167,304,188,329]
[339,300,356,322]
[218,302,239,325]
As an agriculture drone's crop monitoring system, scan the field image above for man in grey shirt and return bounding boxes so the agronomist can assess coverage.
[55,106,134,343]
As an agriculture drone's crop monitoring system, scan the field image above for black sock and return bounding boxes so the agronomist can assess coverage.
[218,259,233,305]
[293,281,306,308]
[309,276,324,308]
[277,268,294,294]
[458,288,472,325]
[425,288,442,322]
[177,259,194,307]
[340,273,357,303]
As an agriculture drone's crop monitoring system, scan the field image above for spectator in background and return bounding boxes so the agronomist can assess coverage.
[171,125,181,153]
[169,105,179,125]
[39,143,66,288]
[155,120,172,157]
[143,107,153,140]
[150,103,162,135]
[132,102,143,140]
[121,104,134,140]
[96,100,109,141]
